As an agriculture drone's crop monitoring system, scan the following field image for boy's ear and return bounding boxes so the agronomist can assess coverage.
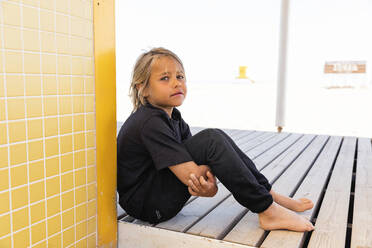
[136,83,149,97]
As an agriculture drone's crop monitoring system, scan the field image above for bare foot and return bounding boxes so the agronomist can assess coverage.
[258,202,315,232]
[270,190,314,212]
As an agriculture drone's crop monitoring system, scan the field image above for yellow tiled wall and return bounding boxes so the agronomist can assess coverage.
[0,0,97,247]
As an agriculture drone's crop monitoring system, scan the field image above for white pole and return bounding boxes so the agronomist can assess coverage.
[275,0,290,132]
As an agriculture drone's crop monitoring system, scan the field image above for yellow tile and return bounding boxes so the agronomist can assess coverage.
[87,200,96,218]
[61,172,73,192]
[61,153,73,173]
[76,220,87,241]
[0,99,6,121]
[30,180,45,203]
[73,96,84,113]
[42,54,57,74]
[86,132,95,148]
[9,143,27,165]
[4,26,22,50]
[84,1,93,20]
[86,95,95,113]
[6,74,24,97]
[23,29,40,51]
[26,97,43,118]
[31,220,46,245]
[0,214,11,236]
[28,140,44,161]
[12,207,29,231]
[72,77,85,94]
[74,133,85,150]
[58,55,71,75]
[25,75,42,96]
[47,195,60,217]
[62,204,74,229]
[86,114,95,131]
[0,169,9,191]
[0,77,4,97]
[46,157,59,177]
[59,96,72,115]
[5,51,23,73]
[2,2,21,26]
[41,31,56,53]
[56,14,69,34]
[8,121,26,143]
[60,134,72,154]
[87,216,96,234]
[71,17,85,37]
[86,149,95,166]
[10,164,27,188]
[70,37,83,56]
[47,214,61,236]
[56,34,70,54]
[75,186,86,205]
[40,10,55,32]
[87,184,96,201]
[75,168,86,187]
[0,51,3,73]
[70,0,85,18]
[30,201,45,224]
[27,119,43,140]
[46,176,60,197]
[11,185,28,209]
[33,240,47,248]
[24,52,41,74]
[56,0,69,13]
[40,0,54,10]
[48,233,62,248]
[74,150,86,169]
[23,5,39,29]
[61,191,74,211]
[73,114,85,132]
[71,57,85,75]
[44,97,58,116]
[0,235,11,248]
[76,203,87,222]
[87,166,96,183]
[43,75,58,95]
[45,117,58,137]
[63,226,75,247]
[60,116,72,135]
[22,0,39,7]
[0,191,10,214]
[87,233,96,248]
[45,137,59,157]
[29,160,44,182]
[0,123,7,145]
[58,76,71,95]
[13,227,30,248]
[76,238,87,248]
[7,98,25,120]
[84,58,94,75]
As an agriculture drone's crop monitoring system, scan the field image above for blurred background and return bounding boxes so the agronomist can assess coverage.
[116,0,372,138]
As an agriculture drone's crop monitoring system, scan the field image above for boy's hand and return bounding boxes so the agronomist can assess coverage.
[188,171,218,197]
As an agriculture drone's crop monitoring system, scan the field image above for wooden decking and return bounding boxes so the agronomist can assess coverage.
[117,127,372,248]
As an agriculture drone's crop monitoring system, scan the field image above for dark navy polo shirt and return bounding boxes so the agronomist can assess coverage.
[117,103,192,211]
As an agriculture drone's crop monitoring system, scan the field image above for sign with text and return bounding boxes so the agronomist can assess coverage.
[324,61,366,74]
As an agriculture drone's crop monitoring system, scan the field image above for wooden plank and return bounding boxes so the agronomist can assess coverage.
[246,132,290,160]
[223,135,328,246]
[261,136,342,248]
[118,222,256,248]
[307,137,356,248]
[351,138,372,248]
[155,185,231,232]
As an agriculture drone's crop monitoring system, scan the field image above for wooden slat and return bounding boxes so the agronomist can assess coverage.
[307,137,356,248]
[351,138,372,248]
[261,136,342,248]
[223,135,328,246]
[246,132,290,160]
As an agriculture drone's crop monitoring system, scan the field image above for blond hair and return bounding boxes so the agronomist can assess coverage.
[129,47,185,111]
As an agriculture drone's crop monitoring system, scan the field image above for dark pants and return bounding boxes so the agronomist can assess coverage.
[142,128,273,224]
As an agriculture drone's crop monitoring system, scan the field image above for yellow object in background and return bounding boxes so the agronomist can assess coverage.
[236,66,255,83]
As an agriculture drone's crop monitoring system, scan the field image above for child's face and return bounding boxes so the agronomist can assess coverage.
[144,56,187,116]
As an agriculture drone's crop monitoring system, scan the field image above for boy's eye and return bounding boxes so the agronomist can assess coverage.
[177,75,184,80]
[160,76,169,80]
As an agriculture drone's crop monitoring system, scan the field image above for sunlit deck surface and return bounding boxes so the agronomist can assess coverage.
[117,125,372,248]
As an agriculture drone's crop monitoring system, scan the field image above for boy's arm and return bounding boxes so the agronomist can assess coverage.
[168,161,210,186]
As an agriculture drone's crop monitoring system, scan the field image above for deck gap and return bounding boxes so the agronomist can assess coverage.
[289,136,331,197]
[217,209,249,240]
[345,138,358,248]
[256,230,270,247]
[304,137,344,247]
[182,193,232,233]
[301,229,313,248]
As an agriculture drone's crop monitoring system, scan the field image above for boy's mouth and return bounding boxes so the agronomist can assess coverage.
[171,92,184,97]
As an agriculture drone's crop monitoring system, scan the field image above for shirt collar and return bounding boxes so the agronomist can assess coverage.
[144,102,181,121]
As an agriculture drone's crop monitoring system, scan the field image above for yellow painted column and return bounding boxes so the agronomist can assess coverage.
[93,0,117,247]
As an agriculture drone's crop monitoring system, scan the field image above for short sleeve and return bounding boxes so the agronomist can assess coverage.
[141,115,193,170]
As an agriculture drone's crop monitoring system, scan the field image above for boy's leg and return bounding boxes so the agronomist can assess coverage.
[184,128,273,213]
[214,129,271,191]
